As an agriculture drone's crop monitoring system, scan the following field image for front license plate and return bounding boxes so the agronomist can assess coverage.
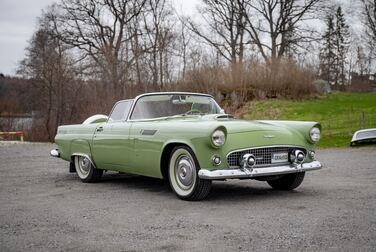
[271,152,288,163]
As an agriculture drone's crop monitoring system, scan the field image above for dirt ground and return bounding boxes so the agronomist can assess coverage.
[0,142,375,251]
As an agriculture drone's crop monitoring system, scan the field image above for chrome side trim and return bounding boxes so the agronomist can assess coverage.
[141,129,157,135]
[50,149,60,158]
[71,152,97,168]
[198,161,322,180]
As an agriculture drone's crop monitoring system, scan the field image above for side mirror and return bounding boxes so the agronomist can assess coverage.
[219,109,225,114]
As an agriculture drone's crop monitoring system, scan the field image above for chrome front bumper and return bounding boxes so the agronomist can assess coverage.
[198,161,322,180]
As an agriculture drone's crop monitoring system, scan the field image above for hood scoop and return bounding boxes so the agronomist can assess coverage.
[216,114,234,119]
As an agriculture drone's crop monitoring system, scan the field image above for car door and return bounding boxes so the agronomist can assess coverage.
[91,100,133,172]
[127,121,163,178]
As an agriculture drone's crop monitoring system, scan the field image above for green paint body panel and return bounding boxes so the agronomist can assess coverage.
[54,114,319,179]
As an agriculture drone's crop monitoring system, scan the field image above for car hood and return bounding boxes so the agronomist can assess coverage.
[136,114,316,150]
[213,118,285,134]
[201,115,314,149]
[151,114,317,139]
[167,114,293,133]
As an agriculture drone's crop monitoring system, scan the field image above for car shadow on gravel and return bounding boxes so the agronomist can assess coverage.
[207,181,313,202]
[99,172,170,193]
[65,172,318,202]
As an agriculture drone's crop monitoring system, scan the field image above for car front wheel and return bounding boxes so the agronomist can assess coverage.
[267,172,305,190]
[74,156,103,183]
[168,146,212,201]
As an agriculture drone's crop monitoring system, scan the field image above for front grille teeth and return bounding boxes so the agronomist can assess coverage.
[227,146,306,168]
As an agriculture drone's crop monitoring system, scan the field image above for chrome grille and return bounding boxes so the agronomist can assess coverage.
[227,146,306,168]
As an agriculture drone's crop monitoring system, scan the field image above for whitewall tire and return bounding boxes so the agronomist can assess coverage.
[74,156,103,183]
[168,146,211,201]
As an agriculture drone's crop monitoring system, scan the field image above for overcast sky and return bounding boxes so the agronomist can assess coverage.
[0,0,199,76]
[0,0,360,76]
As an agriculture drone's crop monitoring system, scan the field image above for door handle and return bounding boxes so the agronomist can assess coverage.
[96,127,103,132]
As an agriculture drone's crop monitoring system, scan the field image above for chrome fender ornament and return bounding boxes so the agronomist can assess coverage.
[263,134,275,138]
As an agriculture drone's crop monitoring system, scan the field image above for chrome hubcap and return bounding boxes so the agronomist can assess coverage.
[176,156,194,188]
[79,157,90,174]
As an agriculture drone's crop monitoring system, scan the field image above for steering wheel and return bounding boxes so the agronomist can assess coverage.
[184,109,202,115]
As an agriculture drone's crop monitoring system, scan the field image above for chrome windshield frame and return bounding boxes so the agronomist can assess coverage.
[107,99,134,123]
[126,92,222,122]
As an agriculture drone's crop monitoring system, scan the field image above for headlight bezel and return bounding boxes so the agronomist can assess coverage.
[211,128,226,148]
[309,127,321,143]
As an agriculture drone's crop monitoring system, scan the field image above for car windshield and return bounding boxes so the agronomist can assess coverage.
[130,94,222,120]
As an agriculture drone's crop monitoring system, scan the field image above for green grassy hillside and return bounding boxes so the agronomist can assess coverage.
[242,92,376,147]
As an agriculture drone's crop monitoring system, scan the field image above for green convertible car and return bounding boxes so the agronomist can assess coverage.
[51,92,322,200]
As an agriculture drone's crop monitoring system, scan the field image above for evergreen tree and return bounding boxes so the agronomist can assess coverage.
[319,15,336,84]
[334,6,350,87]
[319,6,350,88]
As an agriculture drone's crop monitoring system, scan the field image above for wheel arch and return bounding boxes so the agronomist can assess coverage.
[70,152,97,168]
[69,139,96,167]
[160,141,197,180]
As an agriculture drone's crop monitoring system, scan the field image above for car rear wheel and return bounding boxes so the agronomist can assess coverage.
[74,156,103,183]
[168,146,212,201]
[267,172,305,190]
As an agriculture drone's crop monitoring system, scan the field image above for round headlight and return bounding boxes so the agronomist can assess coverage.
[310,127,321,142]
[212,130,226,147]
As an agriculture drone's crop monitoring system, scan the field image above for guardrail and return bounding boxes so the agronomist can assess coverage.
[0,131,24,141]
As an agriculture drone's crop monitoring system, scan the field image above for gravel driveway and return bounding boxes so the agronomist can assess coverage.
[0,142,375,251]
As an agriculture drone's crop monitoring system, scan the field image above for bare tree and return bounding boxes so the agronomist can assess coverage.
[355,46,371,75]
[18,6,76,140]
[361,0,376,56]
[129,14,145,90]
[362,0,376,39]
[239,0,321,65]
[142,0,174,89]
[55,0,146,99]
[176,19,193,80]
[189,0,248,67]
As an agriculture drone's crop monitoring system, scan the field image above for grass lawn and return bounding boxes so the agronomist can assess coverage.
[242,92,376,148]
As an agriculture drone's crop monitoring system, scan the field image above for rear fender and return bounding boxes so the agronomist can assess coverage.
[70,139,94,164]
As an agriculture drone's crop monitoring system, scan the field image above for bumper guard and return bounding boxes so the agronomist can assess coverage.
[50,149,60,158]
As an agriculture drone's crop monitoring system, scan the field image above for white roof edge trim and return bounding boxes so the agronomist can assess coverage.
[82,114,109,124]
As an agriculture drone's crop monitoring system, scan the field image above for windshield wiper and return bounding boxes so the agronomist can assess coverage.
[164,113,206,119]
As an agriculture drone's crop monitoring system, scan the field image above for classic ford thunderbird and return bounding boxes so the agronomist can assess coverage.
[51,92,322,200]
